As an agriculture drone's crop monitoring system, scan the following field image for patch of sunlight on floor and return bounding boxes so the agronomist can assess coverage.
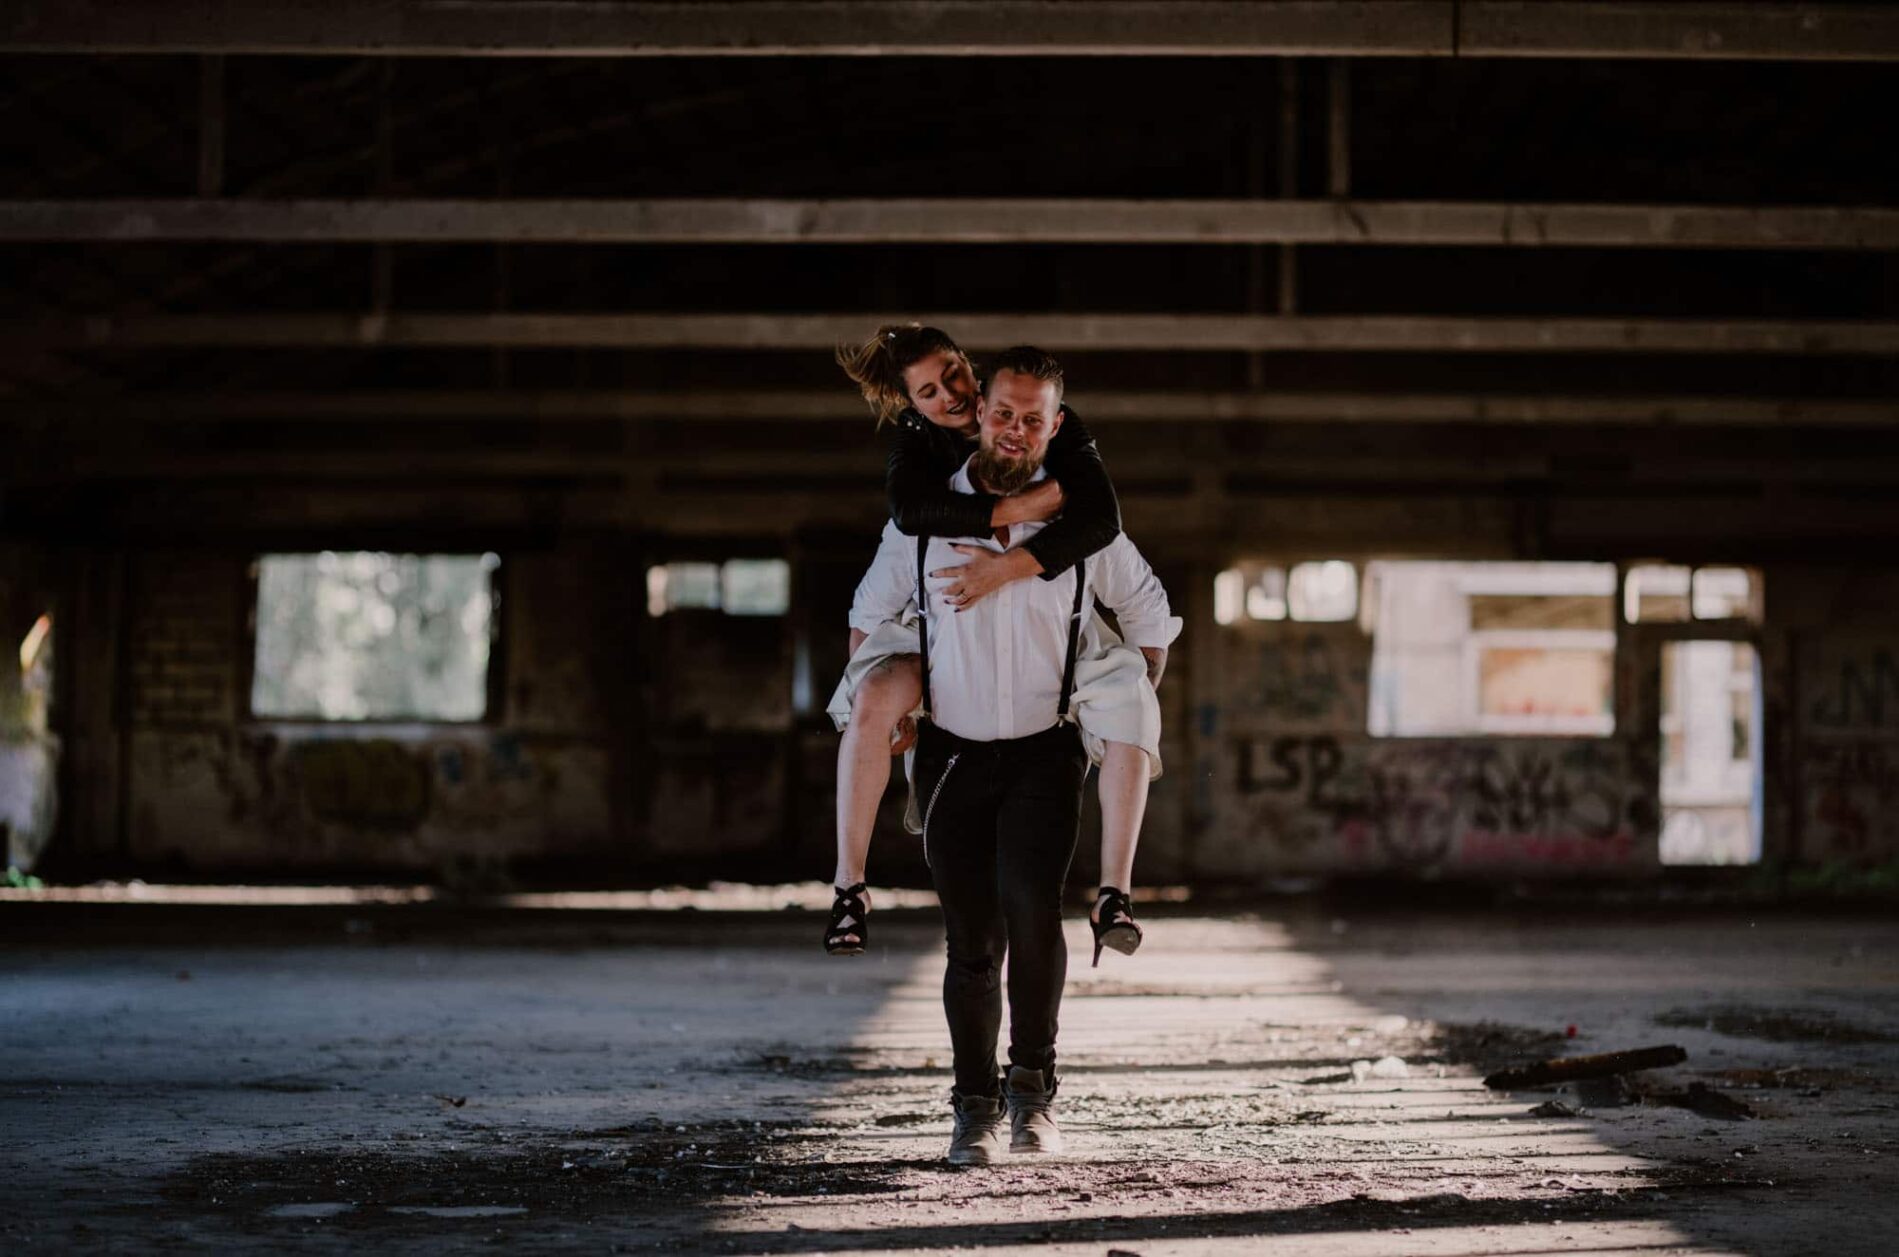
[1,881,1200,910]
[710,916,1705,1257]
[0,880,952,909]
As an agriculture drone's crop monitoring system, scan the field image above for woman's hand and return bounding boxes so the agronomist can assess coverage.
[992,479,1065,527]
[932,545,1043,611]
[889,715,918,755]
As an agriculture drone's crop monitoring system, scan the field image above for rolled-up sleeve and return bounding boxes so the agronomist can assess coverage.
[848,522,917,634]
[1091,535,1182,649]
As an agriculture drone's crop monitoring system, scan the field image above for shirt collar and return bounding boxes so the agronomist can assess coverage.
[951,454,1050,496]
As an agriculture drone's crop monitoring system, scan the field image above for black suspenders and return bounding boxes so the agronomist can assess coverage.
[1057,557,1087,719]
[916,533,934,720]
[914,533,1087,727]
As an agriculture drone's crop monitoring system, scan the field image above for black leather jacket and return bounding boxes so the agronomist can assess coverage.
[883,404,1122,580]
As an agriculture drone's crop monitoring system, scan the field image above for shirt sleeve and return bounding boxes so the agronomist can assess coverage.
[1089,535,1182,650]
[848,522,919,634]
[1023,407,1122,579]
[887,417,997,539]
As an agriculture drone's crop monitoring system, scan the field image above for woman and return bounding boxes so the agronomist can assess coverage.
[823,323,1157,966]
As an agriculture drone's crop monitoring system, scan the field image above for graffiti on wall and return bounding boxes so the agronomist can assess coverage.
[1224,734,1653,871]
[1804,637,1899,734]
[295,740,431,829]
[290,733,560,833]
[134,727,591,866]
[1229,631,1368,732]
[1798,635,1899,863]
[1801,739,1899,862]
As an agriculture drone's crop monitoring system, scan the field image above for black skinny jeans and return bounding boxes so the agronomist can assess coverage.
[914,719,1088,1097]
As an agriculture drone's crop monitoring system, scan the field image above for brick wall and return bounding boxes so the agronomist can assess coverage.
[127,553,242,728]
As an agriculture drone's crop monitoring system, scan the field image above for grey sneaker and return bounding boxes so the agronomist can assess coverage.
[946,1090,1005,1166]
[1004,1066,1063,1154]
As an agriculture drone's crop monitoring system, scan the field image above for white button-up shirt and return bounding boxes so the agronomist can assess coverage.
[849,458,1182,744]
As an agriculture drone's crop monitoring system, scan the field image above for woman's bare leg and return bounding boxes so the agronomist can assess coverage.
[1093,740,1149,921]
[833,655,923,901]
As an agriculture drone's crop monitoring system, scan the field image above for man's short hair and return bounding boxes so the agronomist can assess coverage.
[985,345,1064,405]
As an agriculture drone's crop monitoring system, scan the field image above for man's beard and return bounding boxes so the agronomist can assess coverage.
[970,447,1045,498]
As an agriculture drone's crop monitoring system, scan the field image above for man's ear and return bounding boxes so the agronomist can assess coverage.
[1048,401,1066,437]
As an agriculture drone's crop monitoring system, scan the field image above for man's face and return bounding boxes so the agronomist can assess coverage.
[901,350,979,431]
[975,369,1063,493]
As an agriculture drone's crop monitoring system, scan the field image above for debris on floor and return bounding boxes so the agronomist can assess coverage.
[1484,1044,1689,1090]
[1370,1055,1410,1079]
[1566,1073,1640,1108]
[1528,1098,1586,1118]
[1644,1081,1761,1121]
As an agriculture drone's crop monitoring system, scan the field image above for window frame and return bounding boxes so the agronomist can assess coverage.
[1365,560,1619,739]
[1623,563,1762,626]
[1463,629,1618,737]
[646,556,792,618]
[1215,560,1365,627]
[242,550,507,726]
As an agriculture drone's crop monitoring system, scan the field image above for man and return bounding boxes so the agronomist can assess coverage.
[846,347,1179,1165]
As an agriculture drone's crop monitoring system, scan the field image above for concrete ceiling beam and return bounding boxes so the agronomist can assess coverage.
[1459,2,1899,61]
[6,199,1898,249]
[5,3,1895,61]
[38,450,1899,483]
[65,390,1899,427]
[23,313,1899,355]
[0,3,1456,57]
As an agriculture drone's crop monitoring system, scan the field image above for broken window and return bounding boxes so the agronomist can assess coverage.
[647,562,721,614]
[647,559,789,617]
[1624,564,1691,623]
[250,552,498,722]
[1287,561,1357,622]
[1626,564,1759,624]
[1214,564,1285,625]
[1215,561,1356,625]
[1659,640,1762,865]
[5,608,56,877]
[1691,567,1756,620]
[1366,561,1616,737]
[17,612,52,737]
[721,559,792,616]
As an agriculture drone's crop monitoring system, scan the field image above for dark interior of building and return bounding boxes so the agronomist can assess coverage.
[3,4,1896,1253]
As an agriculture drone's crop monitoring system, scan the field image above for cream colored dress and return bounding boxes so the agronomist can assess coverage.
[827,599,1174,830]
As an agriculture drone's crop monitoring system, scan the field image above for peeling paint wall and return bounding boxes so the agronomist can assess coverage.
[0,544,59,872]
[1193,618,1658,879]
[44,538,1899,884]
[1211,734,1651,874]
[126,726,612,873]
[1797,632,1899,865]
[113,549,623,878]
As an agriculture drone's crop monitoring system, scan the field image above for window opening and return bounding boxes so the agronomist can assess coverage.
[1627,564,1758,624]
[722,559,791,616]
[1216,562,1357,625]
[251,552,497,722]
[1287,561,1357,622]
[1214,564,1286,625]
[1691,567,1755,621]
[1658,639,1763,865]
[1625,564,1690,623]
[17,612,52,736]
[5,608,55,877]
[647,559,789,617]
[1367,561,1616,737]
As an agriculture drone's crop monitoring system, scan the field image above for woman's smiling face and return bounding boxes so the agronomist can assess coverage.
[902,350,979,432]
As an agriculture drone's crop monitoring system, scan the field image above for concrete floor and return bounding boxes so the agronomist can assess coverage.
[3,896,1897,1255]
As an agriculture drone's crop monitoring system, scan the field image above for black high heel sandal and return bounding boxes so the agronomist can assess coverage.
[825,882,870,956]
[1090,886,1143,967]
